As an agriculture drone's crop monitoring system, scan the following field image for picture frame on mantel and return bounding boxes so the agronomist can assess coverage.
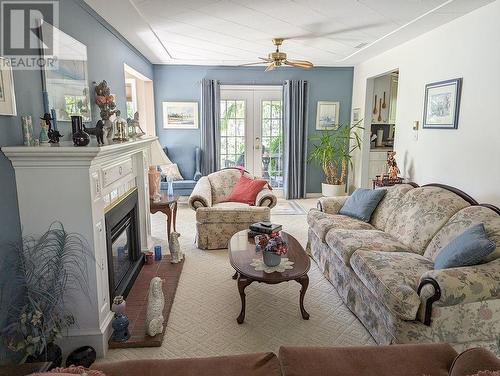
[0,57,17,116]
[423,78,462,129]
[163,101,199,129]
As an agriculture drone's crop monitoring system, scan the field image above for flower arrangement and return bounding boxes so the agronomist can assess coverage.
[256,232,288,256]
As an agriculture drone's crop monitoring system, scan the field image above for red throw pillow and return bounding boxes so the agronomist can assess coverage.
[227,174,270,205]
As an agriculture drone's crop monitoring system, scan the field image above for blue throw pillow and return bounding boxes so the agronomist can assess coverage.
[339,188,387,222]
[434,223,496,270]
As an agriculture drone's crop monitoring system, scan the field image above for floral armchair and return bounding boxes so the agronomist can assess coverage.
[188,168,277,250]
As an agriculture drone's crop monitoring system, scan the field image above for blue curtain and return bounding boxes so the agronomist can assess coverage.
[283,80,309,199]
[200,79,220,175]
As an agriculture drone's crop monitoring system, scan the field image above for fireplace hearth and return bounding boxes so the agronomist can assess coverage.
[105,188,143,299]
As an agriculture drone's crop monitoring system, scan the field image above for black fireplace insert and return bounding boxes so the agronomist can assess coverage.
[105,189,143,299]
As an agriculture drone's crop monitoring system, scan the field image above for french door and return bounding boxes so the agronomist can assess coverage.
[220,86,284,190]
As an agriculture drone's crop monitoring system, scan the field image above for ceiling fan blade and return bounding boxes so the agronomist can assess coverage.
[285,59,313,69]
[259,57,273,62]
[265,63,276,72]
[239,62,267,66]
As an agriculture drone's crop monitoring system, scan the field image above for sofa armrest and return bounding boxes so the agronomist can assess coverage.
[317,196,349,214]
[188,176,212,210]
[417,259,500,325]
[256,189,277,208]
[449,347,500,376]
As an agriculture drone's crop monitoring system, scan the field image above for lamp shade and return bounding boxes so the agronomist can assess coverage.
[150,139,173,166]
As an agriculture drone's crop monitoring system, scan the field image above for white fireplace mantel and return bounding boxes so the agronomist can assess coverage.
[2,136,157,357]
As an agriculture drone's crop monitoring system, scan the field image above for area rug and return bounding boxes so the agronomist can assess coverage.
[108,256,184,349]
[99,202,374,362]
[271,200,307,215]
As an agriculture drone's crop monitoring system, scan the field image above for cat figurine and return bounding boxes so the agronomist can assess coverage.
[169,232,182,263]
[145,277,164,337]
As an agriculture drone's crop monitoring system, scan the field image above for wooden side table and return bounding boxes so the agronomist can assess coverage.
[150,193,179,241]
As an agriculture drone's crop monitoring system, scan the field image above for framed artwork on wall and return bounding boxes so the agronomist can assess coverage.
[351,107,361,123]
[316,101,340,130]
[163,101,199,129]
[423,78,462,129]
[0,58,17,116]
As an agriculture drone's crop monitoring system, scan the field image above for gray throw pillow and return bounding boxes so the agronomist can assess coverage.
[339,188,387,222]
[434,223,496,270]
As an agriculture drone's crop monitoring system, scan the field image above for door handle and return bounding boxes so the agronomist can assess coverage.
[255,137,261,150]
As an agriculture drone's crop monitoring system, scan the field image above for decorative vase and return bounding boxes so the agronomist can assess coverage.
[167,176,174,197]
[26,343,62,369]
[71,116,90,147]
[21,115,33,146]
[111,313,130,342]
[111,295,126,315]
[263,249,281,267]
[148,166,161,201]
[65,346,96,368]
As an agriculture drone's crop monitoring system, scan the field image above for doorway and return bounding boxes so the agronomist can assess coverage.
[220,85,283,191]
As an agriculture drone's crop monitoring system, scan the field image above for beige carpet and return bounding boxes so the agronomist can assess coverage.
[100,199,374,362]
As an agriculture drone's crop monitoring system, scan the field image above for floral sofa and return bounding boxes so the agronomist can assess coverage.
[307,183,500,354]
[188,168,277,249]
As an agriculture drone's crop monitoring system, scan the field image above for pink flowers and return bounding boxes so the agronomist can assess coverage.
[256,232,288,256]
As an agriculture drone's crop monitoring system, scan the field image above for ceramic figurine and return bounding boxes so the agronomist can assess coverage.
[132,112,145,137]
[94,80,116,141]
[39,120,49,144]
[84,120,105,145]
[387,151,400,179]
[41,113,63,144]
[146,277,164,337]
[169,232,182,263]
[111,313,130,342]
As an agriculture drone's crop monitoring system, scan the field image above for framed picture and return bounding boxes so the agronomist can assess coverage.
[352,107,361,123]
[316,101,340,130]
[163,101,199,129]
[0,58,17,116]
[423,78,462,129]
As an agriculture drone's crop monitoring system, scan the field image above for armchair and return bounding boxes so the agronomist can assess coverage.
[188,168,277,250]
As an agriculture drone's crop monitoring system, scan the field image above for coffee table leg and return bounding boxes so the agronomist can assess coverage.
[296,275,310,320]
[237,276,253,324]
[232,271,238,280]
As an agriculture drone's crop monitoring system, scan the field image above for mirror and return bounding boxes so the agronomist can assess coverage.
[41,22,91,122]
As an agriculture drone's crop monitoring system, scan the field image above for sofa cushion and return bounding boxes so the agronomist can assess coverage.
[385,187,470,254]
[93,352,281,376]
[370,184,415,230]
[339,188,387,222]
[279,344,457,376]
[434,223,496,269]
[325,229,409,266]
[307,209,374,242]
[425,205,500,262]
[350,250,434,320]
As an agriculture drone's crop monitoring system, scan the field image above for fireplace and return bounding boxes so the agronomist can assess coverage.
[105,188,143,299]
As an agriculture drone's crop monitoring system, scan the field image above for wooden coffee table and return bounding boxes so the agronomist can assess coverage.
[228,230,310,324]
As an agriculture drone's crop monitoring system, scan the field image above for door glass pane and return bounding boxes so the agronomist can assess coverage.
[220,99,245,168]
[261,100,283,188]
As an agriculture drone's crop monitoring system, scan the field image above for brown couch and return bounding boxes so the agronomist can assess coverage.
[93,344,500,376]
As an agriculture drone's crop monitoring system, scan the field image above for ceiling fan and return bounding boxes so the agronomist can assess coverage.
[241,38,313,71]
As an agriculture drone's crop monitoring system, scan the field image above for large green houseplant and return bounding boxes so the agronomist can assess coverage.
[308,120,363,196]
[1,222,91,366]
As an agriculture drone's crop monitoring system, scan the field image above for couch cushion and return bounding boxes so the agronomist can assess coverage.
[93,352,281,376]
[207,168,254,204]
[307,209,374,242]
[385,187,470,254]
[325,229,409,266]
[279,344,457,376]
[370,184,415,230]
[350,250,434,320]
[164,145,197,180]
[425,205,500,262]
[434,223,496,269]
[339,188,387,222]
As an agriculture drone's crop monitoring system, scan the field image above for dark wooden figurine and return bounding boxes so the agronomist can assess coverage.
[84,120,105,145]
[41,113,63,144]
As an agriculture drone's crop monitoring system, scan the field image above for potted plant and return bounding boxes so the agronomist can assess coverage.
[308,120,363,197]
[1,222,92,367]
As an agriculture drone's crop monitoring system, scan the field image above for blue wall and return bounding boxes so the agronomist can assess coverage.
[0,0,152,360]
[153,65,354,193]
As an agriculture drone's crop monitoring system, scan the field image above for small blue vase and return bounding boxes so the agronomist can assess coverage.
[263,250,281,267]
[167,176,174,197]
[111,313,130,342]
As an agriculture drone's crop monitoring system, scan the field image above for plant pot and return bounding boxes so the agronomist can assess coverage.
[263,250,281,267]
[321,183,346,197]
[26,343,62,369]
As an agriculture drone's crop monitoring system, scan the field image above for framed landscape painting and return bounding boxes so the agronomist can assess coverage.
[423,78,462,129]
[316,101,340,130]
[163,101,199,129]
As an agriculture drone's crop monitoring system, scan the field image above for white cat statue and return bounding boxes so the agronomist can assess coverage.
[169,232,183,263]
[145,277,164,337]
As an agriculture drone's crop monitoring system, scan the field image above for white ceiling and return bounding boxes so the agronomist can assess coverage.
[84,0,494,66]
